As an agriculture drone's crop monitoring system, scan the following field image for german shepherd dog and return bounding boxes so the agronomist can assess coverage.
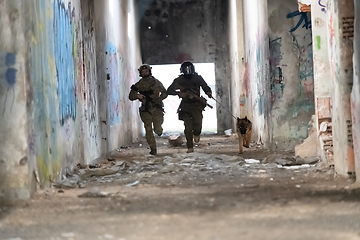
[236,116,252,154]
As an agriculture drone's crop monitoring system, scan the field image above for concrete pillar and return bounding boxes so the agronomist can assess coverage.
[311,1,333,164]
[214,0,232,133]
[229,0,246,130]
[0,0,31,201]
[327,0,355,175]
[243,0,271,147]
[352,0,360,183]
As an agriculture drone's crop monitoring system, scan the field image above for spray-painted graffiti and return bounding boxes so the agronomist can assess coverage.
[1,52,17,114]
[319,0,326,13]
[106,42,121,125]
[287,10,311,32]
[316,35,321,50]
[292,33,314,100]
[54,0,76,125]
[269,38,284,106]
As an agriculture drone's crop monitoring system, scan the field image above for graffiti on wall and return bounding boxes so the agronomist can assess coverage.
[269,38,284,106]
[82,5,101,153]
[269,5,314,119]
[106,42,121,125]
[0,52,17,114]
[318,0,326,13]
[286,10,311,32]
[54,0,77,126]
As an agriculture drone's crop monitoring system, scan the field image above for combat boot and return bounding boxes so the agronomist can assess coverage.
[149,148,157,155]
[187,148,194,153]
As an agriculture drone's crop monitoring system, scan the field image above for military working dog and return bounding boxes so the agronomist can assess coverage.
[236,116,252,154]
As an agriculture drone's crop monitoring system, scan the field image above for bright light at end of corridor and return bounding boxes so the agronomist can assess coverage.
[109,0,116,18]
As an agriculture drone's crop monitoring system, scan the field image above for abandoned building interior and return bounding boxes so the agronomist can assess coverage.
[1,0,360,239]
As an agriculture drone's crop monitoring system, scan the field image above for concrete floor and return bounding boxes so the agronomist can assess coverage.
[1,135,360,240]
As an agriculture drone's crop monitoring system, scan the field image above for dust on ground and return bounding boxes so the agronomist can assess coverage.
[1,134,360,240]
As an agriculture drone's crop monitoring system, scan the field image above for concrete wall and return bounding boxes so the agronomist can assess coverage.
[0,0,141,201]
[311,0,333,163]
[138,0,216,65]
[94,0,142,153]
[267,0,315,150]
[243,0,271,146]
[326,0,355,175]
[137,0,232,133]
[229,0,246,129]
[353,0,360,183]
[0,0,30,200]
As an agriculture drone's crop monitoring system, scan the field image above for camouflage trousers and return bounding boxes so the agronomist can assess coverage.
[140,108,164,150]
[178,102,203,149]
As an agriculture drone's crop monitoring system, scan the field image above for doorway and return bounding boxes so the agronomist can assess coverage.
[151,63,217,134]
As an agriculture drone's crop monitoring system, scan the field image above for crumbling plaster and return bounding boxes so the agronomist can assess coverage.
[268,0,315,150]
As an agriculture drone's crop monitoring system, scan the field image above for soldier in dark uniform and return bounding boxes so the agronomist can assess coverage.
[166,61,212,153]
[129,64,168,155]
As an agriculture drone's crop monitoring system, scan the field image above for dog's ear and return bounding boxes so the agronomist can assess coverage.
[244,116,247,120]
[237,117,240,122]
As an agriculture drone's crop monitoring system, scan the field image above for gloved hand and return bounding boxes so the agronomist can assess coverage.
[137,93,145,100]
[207,92,212,99]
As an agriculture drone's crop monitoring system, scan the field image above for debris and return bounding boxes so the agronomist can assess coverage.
[88,164,101,169]
[275,158,295,166]
[158,164,183,173]
[318,121,330,136]
[245,159,260,164]
[168,134,184,146]
[78,187,106,198]
[53,175,81,189]
[295,130,318,158]
[180,158,196,164]
[126,180,140,187]
[79,166,120,179]
[279,164,312,170]
[262,154,295,164]
[224,129,232,136]
[295,156,319,165]
[262,154,318,166]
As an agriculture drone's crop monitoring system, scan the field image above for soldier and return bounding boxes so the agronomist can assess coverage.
[129,64,168,155]
[166,61,212,153]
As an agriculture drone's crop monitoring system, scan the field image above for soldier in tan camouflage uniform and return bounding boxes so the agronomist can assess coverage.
[167,61,212,153]
[129,65,168,155]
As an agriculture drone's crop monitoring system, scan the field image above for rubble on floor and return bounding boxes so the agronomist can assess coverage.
[53,151,321,194]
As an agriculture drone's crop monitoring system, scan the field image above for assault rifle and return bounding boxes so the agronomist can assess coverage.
[130,85,164,112]
[176,84,213,109]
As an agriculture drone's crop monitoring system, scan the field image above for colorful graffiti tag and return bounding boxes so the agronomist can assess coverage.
[318,0,326,13]
[1,52,17,114]
[54,0,76,125]
[106,42,121,125]
[269,38,284,106]
[286,10,312,32]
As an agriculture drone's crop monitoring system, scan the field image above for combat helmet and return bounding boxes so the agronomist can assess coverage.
[180,61,195,75]
[138,64,152,77]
